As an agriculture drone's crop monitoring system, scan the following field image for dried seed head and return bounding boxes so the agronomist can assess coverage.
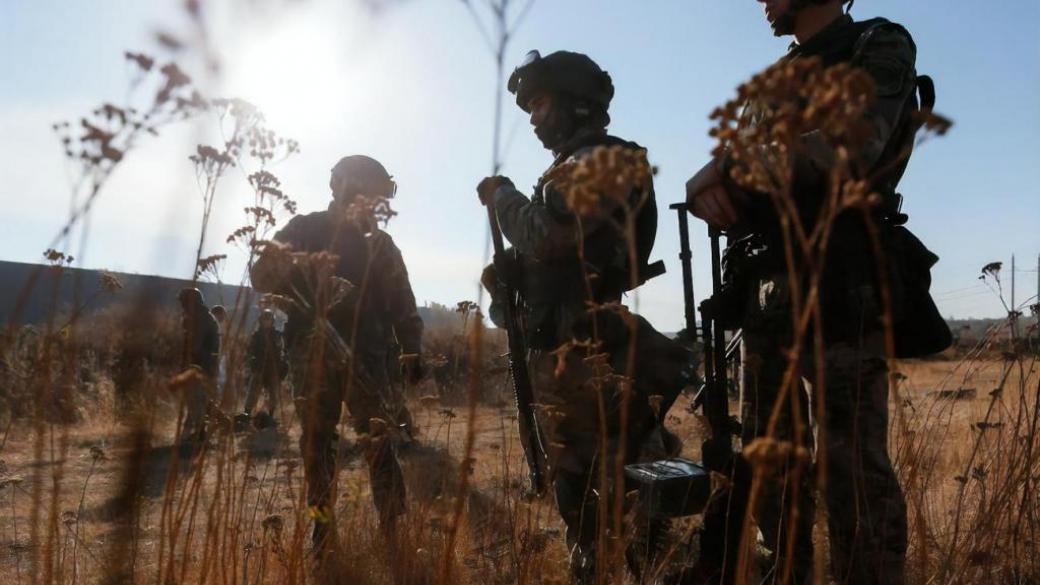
[544,145,653,216]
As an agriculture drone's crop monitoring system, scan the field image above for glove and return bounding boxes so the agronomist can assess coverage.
[401,354,426,385]
[476,175,514,206]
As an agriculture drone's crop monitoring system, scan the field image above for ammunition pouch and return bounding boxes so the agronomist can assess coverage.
[883,223,953,358]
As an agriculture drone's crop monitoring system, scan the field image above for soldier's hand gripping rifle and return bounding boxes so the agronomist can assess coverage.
[485,206,548,497]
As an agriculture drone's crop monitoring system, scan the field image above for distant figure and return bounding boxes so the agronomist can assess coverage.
[177,287,220,447]
[210,304,228,327]
[209,304,229,400]
[241,309,287,427]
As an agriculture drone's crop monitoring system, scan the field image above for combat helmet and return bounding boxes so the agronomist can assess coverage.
[331,155,397,199]
[508,50,614,115]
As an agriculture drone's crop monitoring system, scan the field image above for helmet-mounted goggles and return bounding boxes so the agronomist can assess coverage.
[507,49,542,95]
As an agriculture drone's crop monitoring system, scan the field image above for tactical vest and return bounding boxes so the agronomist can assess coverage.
[733,16,951,356]
[530,133,661,299]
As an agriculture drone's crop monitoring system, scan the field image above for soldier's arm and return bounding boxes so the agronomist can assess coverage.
[801,25,918,178]
[250,217,304,293]
[852,25,918,173]
[373,233,424,355]
[481,260,510,329]
[492,146,644,260]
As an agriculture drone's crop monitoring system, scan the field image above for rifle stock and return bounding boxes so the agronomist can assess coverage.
[485,206,547,496]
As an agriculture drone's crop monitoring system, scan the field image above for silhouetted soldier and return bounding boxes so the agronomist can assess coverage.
[241,309,287,427]
[478,50,692,582]
[685,1,950,583]
[251,155,424,552]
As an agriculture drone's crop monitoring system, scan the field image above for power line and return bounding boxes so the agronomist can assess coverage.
[931,284,988,297]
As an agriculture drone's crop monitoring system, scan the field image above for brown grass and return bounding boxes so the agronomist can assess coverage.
[0,339,1036,583]
[4,10,1038,583]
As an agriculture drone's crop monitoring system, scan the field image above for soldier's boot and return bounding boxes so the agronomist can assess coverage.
[625,517,671,582]
[309,507,334,549]
[685,460,754,585]
[308,522,347,585]
[553,469,603,584]
[568,543,598,585]
[755,473,815,585]
[243,379,262,419]
[302,424,340,550]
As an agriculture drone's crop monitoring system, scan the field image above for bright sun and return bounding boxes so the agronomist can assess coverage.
[230,20,351,131]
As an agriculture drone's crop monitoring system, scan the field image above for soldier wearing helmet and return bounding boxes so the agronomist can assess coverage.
[684,1,947,583]
[176,287,220,449]
[251,155,424,551]
[477,50,693,582]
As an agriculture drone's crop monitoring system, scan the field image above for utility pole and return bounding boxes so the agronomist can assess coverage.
[1011,254,1018,338]
[1011,254,1016,311]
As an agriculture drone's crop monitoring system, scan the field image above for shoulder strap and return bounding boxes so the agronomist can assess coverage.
[916,74,936,112]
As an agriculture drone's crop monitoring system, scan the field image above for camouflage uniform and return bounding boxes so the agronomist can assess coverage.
[486,127,692,579]
[263,209,423,536]
[719,15,924,585]
[179,296,220,440]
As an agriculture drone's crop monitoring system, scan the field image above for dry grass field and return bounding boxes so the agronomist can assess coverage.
[0,344,1036,584]
[3,10,1036,582]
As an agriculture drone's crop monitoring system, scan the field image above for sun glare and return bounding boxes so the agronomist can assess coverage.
[231,20,351,130]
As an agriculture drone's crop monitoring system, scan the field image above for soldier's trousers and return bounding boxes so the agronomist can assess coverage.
[527,313,688,583]
[181,375,212,441]
[291,349,406,541]
[244,370,281,417]
[740,276,907,585]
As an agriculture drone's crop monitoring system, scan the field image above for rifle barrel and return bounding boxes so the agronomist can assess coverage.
[707,229,729,441]
[670,203,697,340]
[486,206,546,494]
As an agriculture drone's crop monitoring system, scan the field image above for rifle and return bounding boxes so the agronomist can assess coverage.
[696,225,752,584]
[485,206,548,496]
[670,202,697,341]
[625,207,751,542]
[624,205,730,520]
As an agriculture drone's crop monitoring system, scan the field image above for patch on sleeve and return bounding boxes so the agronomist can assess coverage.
[858,26,916,98]
[864,54,911,97]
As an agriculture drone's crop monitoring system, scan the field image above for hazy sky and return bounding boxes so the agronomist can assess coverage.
[2,0,1038,331]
